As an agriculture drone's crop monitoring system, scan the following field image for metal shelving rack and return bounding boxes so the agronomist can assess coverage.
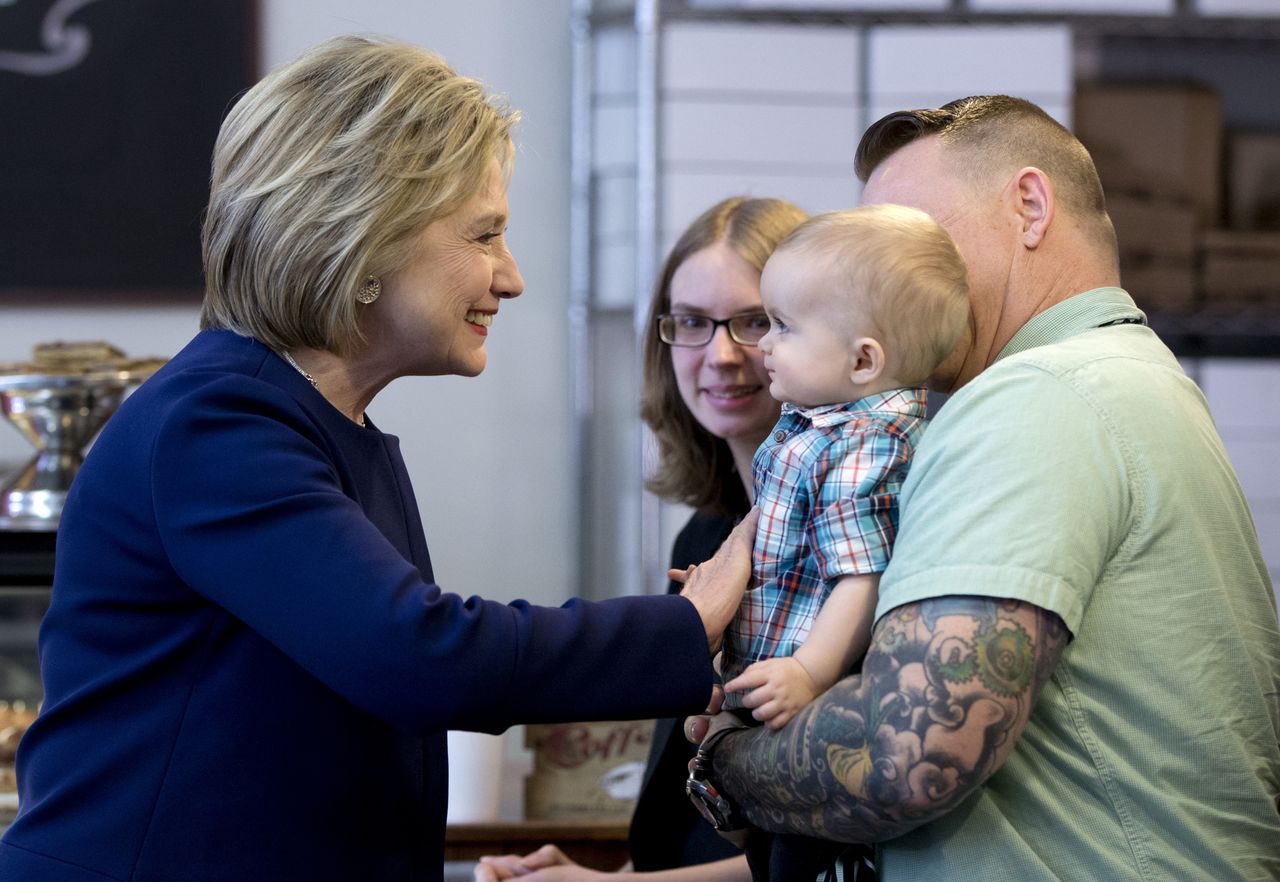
[1148,307,1280,359]
[569,0,1280,598]
[589,0,1280,37]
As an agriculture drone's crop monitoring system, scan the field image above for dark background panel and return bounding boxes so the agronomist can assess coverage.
[0,0,256,295]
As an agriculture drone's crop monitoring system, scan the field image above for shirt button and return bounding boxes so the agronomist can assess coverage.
[774,430,786,442]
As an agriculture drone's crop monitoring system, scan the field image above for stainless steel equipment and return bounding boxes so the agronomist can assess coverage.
[0,342,165,530]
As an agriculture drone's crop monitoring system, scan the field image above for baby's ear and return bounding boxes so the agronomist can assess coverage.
[849,337,885,385]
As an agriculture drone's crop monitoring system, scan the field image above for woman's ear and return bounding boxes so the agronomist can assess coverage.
[1013,166,1054,249]
[849,337,885,386]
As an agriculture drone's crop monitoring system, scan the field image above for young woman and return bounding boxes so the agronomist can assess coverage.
[475,196,806,882]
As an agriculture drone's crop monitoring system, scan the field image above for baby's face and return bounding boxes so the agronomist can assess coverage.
[757,253,868,408]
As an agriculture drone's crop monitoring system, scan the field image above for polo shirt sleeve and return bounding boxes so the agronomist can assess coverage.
[875,360,1133,636]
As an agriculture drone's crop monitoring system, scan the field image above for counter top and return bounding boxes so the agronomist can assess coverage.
[445,819,630,870]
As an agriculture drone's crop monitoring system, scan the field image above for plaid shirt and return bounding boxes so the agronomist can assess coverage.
[721,388,928,704]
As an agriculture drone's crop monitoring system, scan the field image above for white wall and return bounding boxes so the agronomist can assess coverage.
[1192,359,1280,593]
[0,0,577,610]
[261,1,577,610]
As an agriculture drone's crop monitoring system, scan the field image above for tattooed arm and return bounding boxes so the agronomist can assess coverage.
[709,594,1069,843]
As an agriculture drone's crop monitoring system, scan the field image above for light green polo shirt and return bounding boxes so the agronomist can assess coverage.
[875,288,1280,881]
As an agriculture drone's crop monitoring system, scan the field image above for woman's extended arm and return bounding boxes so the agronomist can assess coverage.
[149,377,729,733]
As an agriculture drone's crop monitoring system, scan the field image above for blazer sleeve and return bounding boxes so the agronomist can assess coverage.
[149,376,714,733]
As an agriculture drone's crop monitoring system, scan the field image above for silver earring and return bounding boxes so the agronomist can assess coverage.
[356,276,381,304]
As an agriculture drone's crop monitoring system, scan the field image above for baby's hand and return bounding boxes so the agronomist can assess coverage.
[723,657,818,730]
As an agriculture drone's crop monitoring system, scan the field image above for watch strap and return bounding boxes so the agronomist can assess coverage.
[687,719,751,832]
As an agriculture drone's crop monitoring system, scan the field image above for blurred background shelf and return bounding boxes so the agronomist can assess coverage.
[1149,307,1280,359]
[0,531,55,589]
[570,0,1280,602]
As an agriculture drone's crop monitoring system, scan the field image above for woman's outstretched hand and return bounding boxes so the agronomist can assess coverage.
[678,508,757,655]
[474,844,615,881]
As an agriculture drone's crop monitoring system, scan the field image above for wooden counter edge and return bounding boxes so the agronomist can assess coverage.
[444,819,631,870]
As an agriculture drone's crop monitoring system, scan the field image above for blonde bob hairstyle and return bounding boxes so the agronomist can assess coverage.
[641,196,807,516]
[200,35,520,354]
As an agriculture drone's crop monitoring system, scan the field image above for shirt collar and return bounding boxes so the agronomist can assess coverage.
[782,387,927,428]
[995,287,1145,365]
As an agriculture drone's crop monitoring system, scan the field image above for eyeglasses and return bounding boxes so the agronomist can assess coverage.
[656,312,771,347]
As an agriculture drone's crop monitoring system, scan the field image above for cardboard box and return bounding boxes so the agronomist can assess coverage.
[1200,229,1280,307]
[1119,259,1197,313]
[524,720,654,821]
[1227,132,1280,231]
[1107,192,1199,311]
[1107,193,1199,263]
[1074,84,1223,226]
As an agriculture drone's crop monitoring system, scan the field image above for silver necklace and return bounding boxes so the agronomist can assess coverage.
[281,350,365,428]
[281,350,317,387]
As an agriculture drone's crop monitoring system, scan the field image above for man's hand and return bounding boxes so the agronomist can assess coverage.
[679,508,758,655]
[682,685,732,750]
[724,656,818,730]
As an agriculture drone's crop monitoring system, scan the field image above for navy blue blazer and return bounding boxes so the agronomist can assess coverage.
[0,330,714,882]
[630,511,743,872]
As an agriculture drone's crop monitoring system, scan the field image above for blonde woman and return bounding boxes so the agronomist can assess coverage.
[0,37,753,882]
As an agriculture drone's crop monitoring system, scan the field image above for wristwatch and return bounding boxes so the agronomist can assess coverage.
[685,724,746,832]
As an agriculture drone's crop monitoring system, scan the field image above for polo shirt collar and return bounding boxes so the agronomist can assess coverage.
[995,287,1146,365]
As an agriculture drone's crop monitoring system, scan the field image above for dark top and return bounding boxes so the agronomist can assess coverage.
[0,330,714,882]
[629,510,744,872]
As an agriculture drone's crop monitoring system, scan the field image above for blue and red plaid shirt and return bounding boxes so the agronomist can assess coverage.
[721,388,928,705]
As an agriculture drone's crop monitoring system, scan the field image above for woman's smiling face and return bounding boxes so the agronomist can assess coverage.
[370,158,524,378]
[667,241,779,453]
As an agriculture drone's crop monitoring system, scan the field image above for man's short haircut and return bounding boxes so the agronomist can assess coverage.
[777,205,969,386]
[854,95,1116,255]
[201,35,519,354]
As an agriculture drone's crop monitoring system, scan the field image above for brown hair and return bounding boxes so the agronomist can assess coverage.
[640,196,807,516]
[201,35,519,354]
[855,95,1116,255]
[777,205,969,386]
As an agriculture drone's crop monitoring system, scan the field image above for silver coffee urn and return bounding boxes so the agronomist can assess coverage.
[0,341,165,530]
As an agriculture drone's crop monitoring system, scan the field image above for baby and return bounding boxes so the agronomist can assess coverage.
[718,204,968,881]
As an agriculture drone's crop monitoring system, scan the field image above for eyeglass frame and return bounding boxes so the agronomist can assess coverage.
[656,311,771,347]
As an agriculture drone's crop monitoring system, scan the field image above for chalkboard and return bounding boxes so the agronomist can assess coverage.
[0,0,256,296]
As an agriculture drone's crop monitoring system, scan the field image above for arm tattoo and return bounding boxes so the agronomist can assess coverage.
[712,596,1069,843]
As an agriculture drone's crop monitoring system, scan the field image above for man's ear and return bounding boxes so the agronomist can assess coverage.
[849,337,885,386]
[1013,166,1054,249]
